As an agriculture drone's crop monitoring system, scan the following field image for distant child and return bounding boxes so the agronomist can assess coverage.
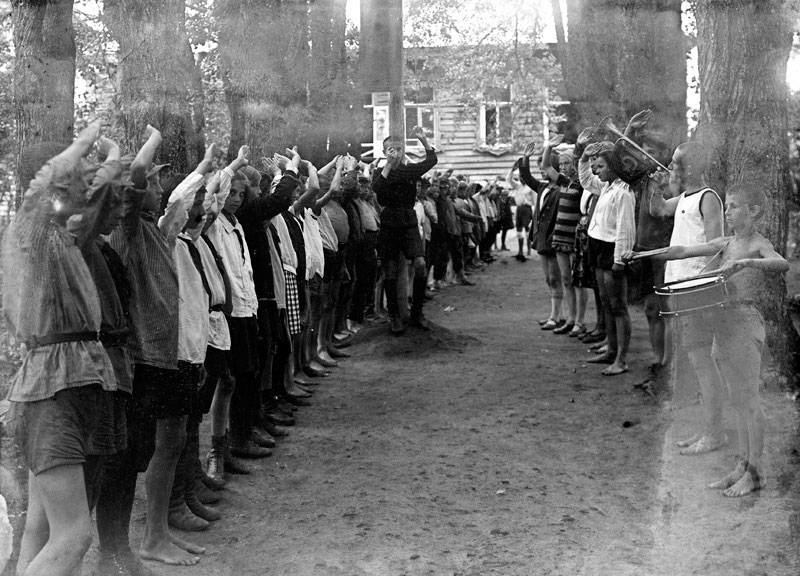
[625,183,789,497]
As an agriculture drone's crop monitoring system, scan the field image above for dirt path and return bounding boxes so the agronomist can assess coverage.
[78,248,800,576]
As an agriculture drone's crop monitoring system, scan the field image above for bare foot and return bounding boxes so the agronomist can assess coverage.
[317,350,338,367]
[117,549,158,576]
[679,434,727,455]
[602,363,628,376]
[170,530,206,554]
[139,537,199,566]
[708,460,746,490]
[587,353,615,364]
[675,432,701,448]
[723,469,761,497]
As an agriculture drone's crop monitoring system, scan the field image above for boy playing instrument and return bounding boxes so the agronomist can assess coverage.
[625,183,789,497]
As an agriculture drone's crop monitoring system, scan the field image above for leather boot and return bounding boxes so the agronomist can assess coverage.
[223,432,251,474]
[206,435,227,486]
[185,486,221,522]
[194,478,221,505]
[168,502,209,532]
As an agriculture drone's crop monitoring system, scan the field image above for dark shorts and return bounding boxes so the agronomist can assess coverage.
[204,345,231,379]
[226,315,260,374]
[7,385,105,475]
[377,226,424,263]
[307,273,324,298]
[87,391,128,456]
[638,257,666,298]
[323,249,338,283]
[137,363,195,420]
[515,205,533,231]
[588,237,616,271]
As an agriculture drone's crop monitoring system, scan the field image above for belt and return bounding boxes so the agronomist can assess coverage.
[210,304,225,312]
[25,330,101,349]
[365,229,378,235]
[99,328,131,348]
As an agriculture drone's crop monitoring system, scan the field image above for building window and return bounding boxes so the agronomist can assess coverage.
[404,104,436,148]
[476,86,514,154]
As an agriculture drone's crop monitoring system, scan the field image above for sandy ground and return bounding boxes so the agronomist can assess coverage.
[4,242,800,575]
[89,244,800,576]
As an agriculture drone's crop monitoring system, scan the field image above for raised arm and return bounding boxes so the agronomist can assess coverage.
[541,134,564,182]
[648,170,680,217]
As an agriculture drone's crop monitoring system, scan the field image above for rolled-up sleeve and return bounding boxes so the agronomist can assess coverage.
[613,187,636,265]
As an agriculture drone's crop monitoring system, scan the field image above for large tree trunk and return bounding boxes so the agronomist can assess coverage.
[5,3,76,568]
[104,0,203,171]
[694,0,796,381]
[216,0,309,162]
[12,0,75,206]
[556,0,686,148]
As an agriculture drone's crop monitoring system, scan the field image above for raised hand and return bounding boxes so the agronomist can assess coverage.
[523,141,537,158]
[261,157,281,177]
[273,152,290,171]
[576,127,594,146]
[285,146,301,171]
[410,125,428,141]
[96,136,119,162]
[626,109,653,132]
[343,154,358,171]
[583,142,601,158]
[197,143,216,174]
[237,145,250,166]
[547,134,564,148]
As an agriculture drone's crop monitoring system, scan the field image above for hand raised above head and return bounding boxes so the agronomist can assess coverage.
[523,141,537,158]
[143,124,161,142]
[262,156,280,176]
[547,134,564,148]
[410,125,427,140]
[197,142,216,174]
[285,146,300,160]
[344,154,358,170]
[576,127,594,146]
[584,142,601,158]
[96,136,119,160]
[627,109,653,132]
[273,152,290,171]
[237,145,250,165]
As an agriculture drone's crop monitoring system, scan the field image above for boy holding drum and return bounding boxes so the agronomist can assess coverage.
[625,183,789,497]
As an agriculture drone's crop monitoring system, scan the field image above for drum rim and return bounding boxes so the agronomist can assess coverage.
[655,275,724,293]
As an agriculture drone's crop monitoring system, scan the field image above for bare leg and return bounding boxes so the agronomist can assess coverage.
[680,351,726,455]
[139,416,199,566]
[210,376,234,438]
[556,251,576,324]
[576,287,589,326]
[590,269,617,364]
[19,466,93,576]
[602,271,630,375]
[17,472,47,575]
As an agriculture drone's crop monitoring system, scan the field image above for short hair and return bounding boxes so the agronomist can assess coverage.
[675,141,709,176]
[726,182,767,221]
[596,147,624,178]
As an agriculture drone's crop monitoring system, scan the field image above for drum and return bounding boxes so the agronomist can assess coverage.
[655,275,729,317]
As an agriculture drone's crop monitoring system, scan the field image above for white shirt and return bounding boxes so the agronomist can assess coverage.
[272,213,298,275]
[174,234,209,364]
[196,237,231,351]
[579,159,636,265]
[513,184,534,207]
[208,214,257,318]
[317,208,338,252]
[302,208,325,280]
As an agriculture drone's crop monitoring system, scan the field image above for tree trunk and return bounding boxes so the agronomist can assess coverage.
[216,0,309,162]
[104,0,202,171]
[557,0,686,148]
[694,0,796,381]
[12,0,75,206]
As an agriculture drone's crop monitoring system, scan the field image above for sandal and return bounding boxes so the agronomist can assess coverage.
[569,323,586,338]
[553,322,575,335]
[541,319,559,330]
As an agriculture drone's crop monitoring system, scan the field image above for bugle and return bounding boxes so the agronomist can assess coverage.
[597,116,670,173]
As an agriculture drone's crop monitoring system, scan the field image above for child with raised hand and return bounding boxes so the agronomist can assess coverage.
[624,183,789,497]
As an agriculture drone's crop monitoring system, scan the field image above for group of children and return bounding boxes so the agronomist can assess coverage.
[0,108,790,576]
[505,109,789,499]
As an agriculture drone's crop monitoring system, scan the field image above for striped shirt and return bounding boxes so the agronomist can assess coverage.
[551,181,583,250]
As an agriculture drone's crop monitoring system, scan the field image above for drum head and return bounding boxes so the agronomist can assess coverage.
[658,276,721,292]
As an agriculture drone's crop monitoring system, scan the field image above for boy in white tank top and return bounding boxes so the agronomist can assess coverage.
[649,142,727,456]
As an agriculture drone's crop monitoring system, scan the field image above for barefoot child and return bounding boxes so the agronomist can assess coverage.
[625,183,788,497]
